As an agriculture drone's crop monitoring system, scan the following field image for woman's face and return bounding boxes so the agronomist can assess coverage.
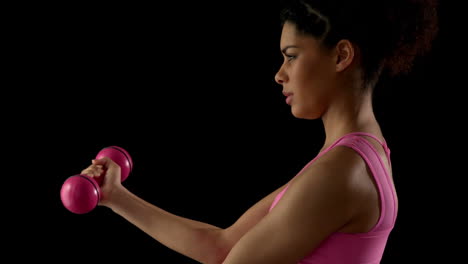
[275,22,337,120]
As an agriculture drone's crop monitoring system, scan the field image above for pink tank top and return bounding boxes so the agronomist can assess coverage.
[268,132,398,264]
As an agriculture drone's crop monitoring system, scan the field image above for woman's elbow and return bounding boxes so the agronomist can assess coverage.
[199,229,232,264]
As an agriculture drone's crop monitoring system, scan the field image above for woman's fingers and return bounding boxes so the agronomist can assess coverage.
[81,164,104,177]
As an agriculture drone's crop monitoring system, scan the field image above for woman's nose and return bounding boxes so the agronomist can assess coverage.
[275,66,287,85]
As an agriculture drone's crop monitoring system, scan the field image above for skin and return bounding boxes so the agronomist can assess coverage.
[81,21,397,264]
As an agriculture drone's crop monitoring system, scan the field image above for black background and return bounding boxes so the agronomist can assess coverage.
[7,1,462,263]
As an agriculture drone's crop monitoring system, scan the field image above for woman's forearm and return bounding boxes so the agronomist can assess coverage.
[107,186,228,264]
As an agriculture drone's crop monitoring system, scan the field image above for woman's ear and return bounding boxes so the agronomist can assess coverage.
[335,39,355,72]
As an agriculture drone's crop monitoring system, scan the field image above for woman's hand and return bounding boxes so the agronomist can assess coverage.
[80,157,123,207]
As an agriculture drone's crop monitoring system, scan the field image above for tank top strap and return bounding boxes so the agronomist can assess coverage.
[343,132,391,157]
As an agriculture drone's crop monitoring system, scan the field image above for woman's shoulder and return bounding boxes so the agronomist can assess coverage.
[288,145,367,197]
[286,145,370,204]
[313,144,368,176]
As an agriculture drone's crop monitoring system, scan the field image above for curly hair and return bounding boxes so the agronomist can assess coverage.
[279,0,439,90]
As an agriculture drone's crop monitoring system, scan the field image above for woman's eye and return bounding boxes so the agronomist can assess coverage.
[286,55,296,61]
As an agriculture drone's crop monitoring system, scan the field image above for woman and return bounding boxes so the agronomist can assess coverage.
[81,0,438,263]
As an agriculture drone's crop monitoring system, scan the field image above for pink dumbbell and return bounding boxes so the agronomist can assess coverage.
[60,146,133,214]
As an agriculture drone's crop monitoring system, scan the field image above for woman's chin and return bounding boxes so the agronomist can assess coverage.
[291,107,319,120]
[291,106,305,119]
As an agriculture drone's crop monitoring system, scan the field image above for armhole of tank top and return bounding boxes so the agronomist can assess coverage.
[353,137,397,227]
[335,137,387,232]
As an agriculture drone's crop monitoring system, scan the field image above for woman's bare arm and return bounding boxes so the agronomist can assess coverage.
[107,183,288,264]
[86,157,288,264]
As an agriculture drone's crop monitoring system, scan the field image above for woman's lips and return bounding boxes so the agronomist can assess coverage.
[283,92,293,105]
